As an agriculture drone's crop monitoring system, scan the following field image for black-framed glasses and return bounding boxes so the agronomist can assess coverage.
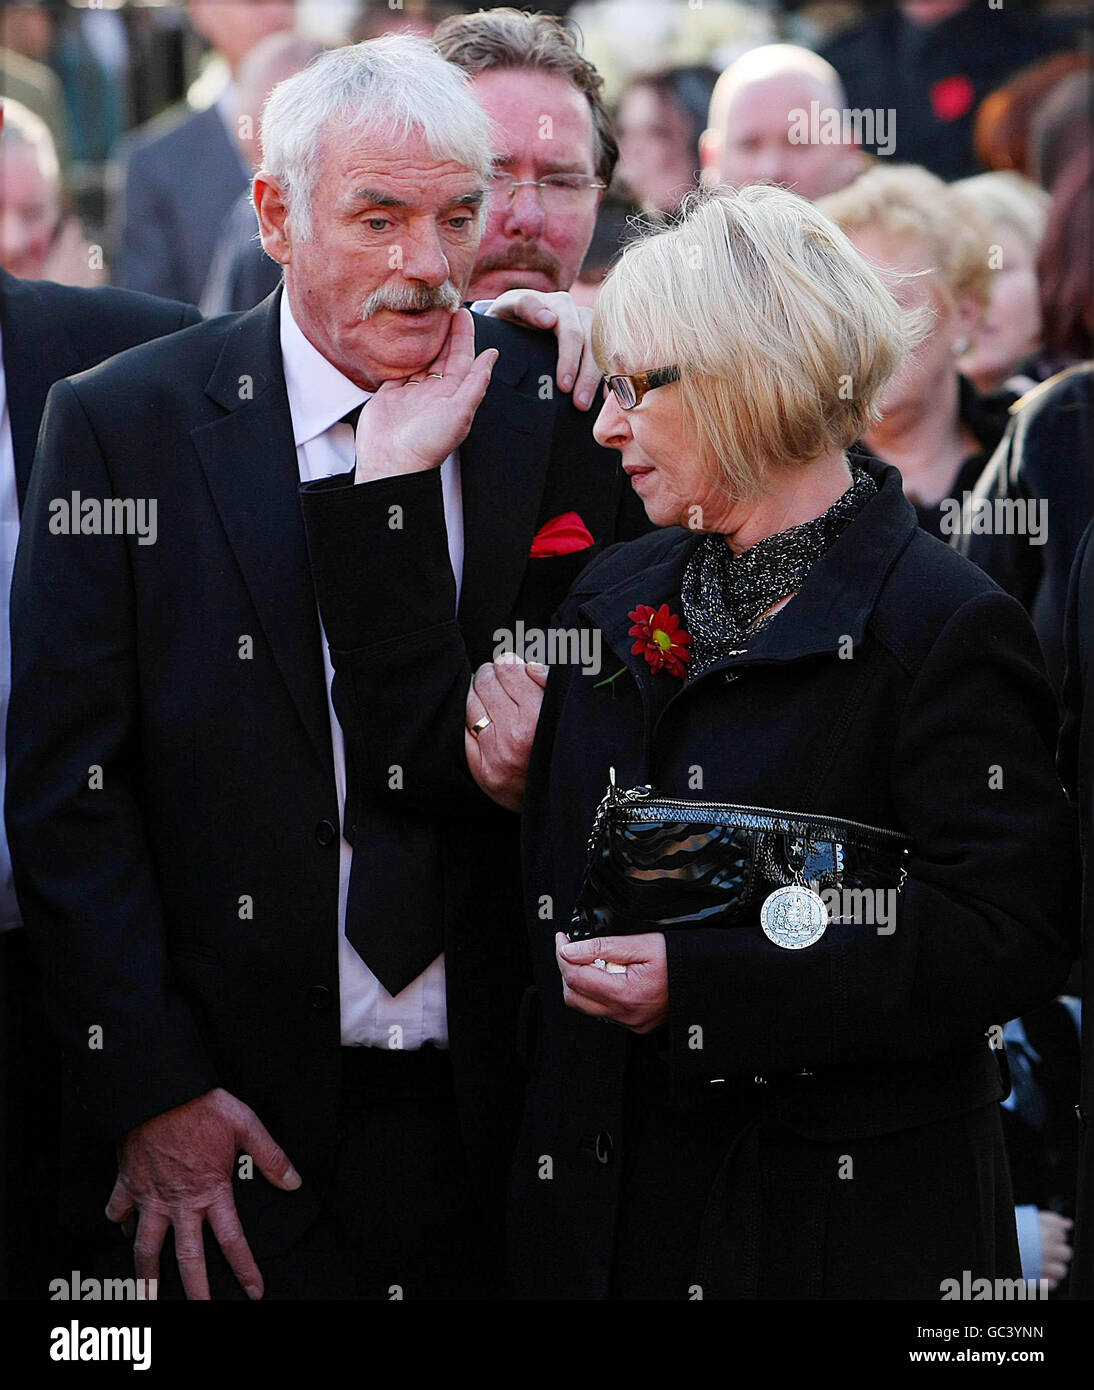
[604,366,681,410]
[486,172,607,212]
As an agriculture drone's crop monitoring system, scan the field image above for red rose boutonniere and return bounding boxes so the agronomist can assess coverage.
[628,603,691,679]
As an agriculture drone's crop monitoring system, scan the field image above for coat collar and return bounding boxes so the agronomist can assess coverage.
[0,268,84,510]
[580,459,918,694]
[191,285,334,772]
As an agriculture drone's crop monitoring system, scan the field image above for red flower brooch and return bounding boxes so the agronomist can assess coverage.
[628,603,691,679]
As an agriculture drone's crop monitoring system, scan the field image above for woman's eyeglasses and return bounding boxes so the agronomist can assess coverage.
[486,172,607,212]
[603,366,681,410]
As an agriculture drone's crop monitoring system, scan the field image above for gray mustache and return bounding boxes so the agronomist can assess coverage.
[360,282,462,317]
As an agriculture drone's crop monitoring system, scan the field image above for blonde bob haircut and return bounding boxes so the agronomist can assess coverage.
[817,164,995,314]
[950,170,1051,259]
[593,185,915,502]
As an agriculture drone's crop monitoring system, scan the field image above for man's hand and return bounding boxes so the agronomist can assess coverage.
[555,932,668,1033]
[353,307,498,483]
[486,290,601,411]
[465,653,549,812]
[105,1087,302,1300]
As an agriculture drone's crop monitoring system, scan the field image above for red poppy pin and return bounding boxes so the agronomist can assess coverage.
[930,75,974,123]
[628,603,692,679]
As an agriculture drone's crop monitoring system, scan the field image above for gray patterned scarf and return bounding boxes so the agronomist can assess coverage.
[681,465,876,679]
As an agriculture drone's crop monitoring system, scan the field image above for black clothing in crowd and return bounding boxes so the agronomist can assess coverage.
[0,268,199,1299]
[1061,517,1094,1299]
[959,364,1094,695]
[820,1,1082,181]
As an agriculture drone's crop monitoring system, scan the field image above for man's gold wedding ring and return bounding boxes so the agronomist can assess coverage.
[470,715,492,737]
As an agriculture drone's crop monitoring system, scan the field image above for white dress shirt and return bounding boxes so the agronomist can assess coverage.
[279,291,462,1046]
[0,326,24,933]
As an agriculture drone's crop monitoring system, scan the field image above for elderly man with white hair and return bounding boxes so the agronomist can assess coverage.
[0,95,101,286]
[700,43,866,202]
[8,36,645,1301]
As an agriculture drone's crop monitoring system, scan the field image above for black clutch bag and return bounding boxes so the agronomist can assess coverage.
[569,771,910,951]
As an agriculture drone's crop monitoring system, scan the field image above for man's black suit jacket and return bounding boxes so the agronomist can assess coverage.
[0,268,199,510]
[0,268,198,1289]
[7,286,647,1257]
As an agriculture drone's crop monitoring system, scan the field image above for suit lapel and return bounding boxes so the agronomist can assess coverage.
[458,322,554,664]
[0,270,83,511]
[190,289,333,772]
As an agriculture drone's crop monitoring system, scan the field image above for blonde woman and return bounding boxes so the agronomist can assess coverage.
[818,164,1011,538]
[952,171,1051,398]
[465,187,1075,1299]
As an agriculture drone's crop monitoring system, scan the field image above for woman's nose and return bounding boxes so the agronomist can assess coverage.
[592,389,631,450]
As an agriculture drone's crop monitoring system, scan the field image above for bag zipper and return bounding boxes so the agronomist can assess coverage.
[605,771,907,844]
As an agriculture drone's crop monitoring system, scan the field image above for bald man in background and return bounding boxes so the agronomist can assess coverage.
[700,43,865,202]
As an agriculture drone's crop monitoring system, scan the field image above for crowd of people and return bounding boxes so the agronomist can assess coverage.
[0,0,1092,1305]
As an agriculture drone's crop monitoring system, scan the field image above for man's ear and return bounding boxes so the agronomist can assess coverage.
[698,128,721,188]
[253,172,292,265]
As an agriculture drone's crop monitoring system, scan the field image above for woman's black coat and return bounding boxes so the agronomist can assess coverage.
[512,459,1078,1299]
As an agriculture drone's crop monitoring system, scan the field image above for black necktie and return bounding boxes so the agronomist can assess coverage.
[342,801,446,998]
[331,406,445,995]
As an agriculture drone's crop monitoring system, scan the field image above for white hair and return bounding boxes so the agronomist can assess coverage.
[259,36,494,240]
[0,96,60,192]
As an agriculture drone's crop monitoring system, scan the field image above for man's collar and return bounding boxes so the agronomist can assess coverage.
[279,290,371,447]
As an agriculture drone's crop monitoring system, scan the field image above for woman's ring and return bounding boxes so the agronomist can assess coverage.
[427,372,444,379]
[469,714,492,738]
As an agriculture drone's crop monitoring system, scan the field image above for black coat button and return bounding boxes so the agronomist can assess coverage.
[306,985,332,1010]
[315,820,337,846]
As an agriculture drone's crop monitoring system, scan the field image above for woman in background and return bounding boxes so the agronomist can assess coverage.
[615,67,717,216]
[956,153,1093,692]
[818,164,1008,538]
[953,171,1050,399]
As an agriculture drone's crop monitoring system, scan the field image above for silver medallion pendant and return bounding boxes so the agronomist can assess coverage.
[760,884,828,950]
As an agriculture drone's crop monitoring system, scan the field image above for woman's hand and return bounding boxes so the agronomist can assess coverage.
[353,308,498,483]
[465,654,549,812]
[485,290,601,411]
[555,932,668,1033]
[1039,1211,1073,1288]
